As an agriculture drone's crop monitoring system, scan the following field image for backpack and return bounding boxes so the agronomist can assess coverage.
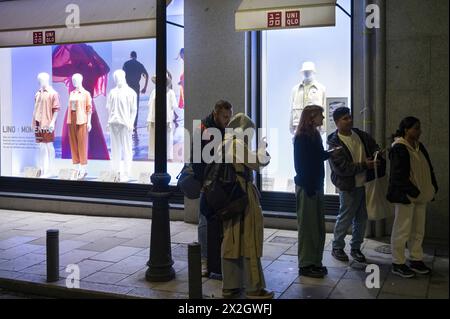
[176,163,202,199]
[203,163,249,221]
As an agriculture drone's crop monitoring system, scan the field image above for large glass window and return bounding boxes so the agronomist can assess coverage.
[261,0,351,194]
[0,0,184,185]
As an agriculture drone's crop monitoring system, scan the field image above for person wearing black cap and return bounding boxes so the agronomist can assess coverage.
[327,107,385,263]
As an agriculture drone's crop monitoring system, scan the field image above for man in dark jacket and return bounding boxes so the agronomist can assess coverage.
[192,100,232,276]
[327,107,385,263]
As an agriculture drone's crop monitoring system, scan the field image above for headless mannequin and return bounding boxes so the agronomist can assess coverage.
[106,70,137,182]
[290,62,326,135]
[71,73,92,178]
[34,72,59,177]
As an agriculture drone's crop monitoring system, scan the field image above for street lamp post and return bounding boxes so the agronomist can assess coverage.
[146,0,175,282]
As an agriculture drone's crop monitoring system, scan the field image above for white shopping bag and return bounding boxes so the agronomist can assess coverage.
[365,151,393,221]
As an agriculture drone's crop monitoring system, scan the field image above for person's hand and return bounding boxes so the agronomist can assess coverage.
[328,146,343,153]
[141,88,146,94]
[87,122,92,132]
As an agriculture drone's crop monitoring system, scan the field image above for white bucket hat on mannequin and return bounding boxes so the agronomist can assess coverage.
[300,61,316,73]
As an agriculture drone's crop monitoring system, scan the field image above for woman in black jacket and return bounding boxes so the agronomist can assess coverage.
[293,105,340,278]
[387,117,438,278]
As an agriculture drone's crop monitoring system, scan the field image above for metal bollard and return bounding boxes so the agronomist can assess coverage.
[188,242,202,299]
[46,229,59,282]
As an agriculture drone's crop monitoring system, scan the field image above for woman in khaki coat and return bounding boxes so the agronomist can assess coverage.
[219,113,273,299]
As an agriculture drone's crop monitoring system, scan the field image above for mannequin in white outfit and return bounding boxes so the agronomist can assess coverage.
[290,62,326,135]
[71,73,92,179]
[106,70,137,182]
[147,72,176,160]
[32,72,59,177]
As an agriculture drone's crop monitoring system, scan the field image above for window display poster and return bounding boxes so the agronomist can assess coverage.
[326,97,349,136]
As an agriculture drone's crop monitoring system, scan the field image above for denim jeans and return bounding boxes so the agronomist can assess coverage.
[198,193,208,258]
[332,186,367,250]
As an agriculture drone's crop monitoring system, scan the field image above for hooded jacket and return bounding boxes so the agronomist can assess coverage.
[386,137,438,204]
[327,128,386,192]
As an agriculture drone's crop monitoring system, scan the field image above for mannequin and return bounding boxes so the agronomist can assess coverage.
[32,72,60,177]
[67,73,92,179]
[289,62,326,134]
[106,70,137,182]
[147,71,176,161]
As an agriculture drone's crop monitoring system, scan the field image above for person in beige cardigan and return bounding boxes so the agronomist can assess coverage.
[218,113,273,299]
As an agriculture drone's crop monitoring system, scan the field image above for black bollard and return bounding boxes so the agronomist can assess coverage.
[188,242,202,299]
[46,229,59,282]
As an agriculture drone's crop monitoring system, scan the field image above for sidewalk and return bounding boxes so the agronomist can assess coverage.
[0,209,448,299]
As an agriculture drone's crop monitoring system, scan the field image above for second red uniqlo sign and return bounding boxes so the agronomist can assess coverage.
[286,10,300,27]
[267,12,282,28]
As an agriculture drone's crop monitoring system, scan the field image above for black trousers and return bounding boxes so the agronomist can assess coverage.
[130,85,140,130]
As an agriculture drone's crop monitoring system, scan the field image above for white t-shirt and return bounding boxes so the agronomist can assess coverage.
[338,131,367,187]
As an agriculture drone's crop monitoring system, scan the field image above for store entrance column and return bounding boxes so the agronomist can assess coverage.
[146,0,176,282]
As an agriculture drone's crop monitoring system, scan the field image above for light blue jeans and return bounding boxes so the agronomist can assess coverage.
[332,186,367,251]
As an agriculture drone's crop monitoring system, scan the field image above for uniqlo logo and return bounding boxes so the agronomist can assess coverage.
[267,12,282,28]
[33,32,43,45]
[45,31,56,44]
[286,10,300,27]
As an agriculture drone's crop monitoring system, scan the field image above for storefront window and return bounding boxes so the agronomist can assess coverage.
[260,0,351,194]
[0,0,184,185]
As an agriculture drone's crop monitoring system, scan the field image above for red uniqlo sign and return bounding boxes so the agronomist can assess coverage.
[267,12,282,28]
[45,31,56,44]
[286,10,300,27]
[33,32,43,45]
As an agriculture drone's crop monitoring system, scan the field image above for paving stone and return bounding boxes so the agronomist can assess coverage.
[59,249,99,266]
[116,269,154,288]
[381,273,430,298]
[0,236,38,250]
[121,235,150,249]
[128,287,187,299]
[102,256,149,275]
[263,270,298,293]
[0,244,43,260]
[83,271,130,284]
[330,279,379,299]
[79,237,130,252]
[89,246,142,263]
[0,253,45,272]
[279,283,333,299]
[72,230,119,242]
[78,281,134,295]
[59,259,114,279]
[263,243,290,260]
[34,240,89,255]
[171,231,198,244]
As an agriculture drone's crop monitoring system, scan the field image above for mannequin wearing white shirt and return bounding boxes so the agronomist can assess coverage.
[106,70,137,182]
[33,72,59,177]
[147,73,176,160]
[71,73,92,179]
[290,62,326,135]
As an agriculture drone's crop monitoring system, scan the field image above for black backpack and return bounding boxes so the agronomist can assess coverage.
[203,163,249,221]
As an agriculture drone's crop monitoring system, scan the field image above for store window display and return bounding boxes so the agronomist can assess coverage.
[32,72,60,177]
[67,73,92,179]
[106,70,137,182]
